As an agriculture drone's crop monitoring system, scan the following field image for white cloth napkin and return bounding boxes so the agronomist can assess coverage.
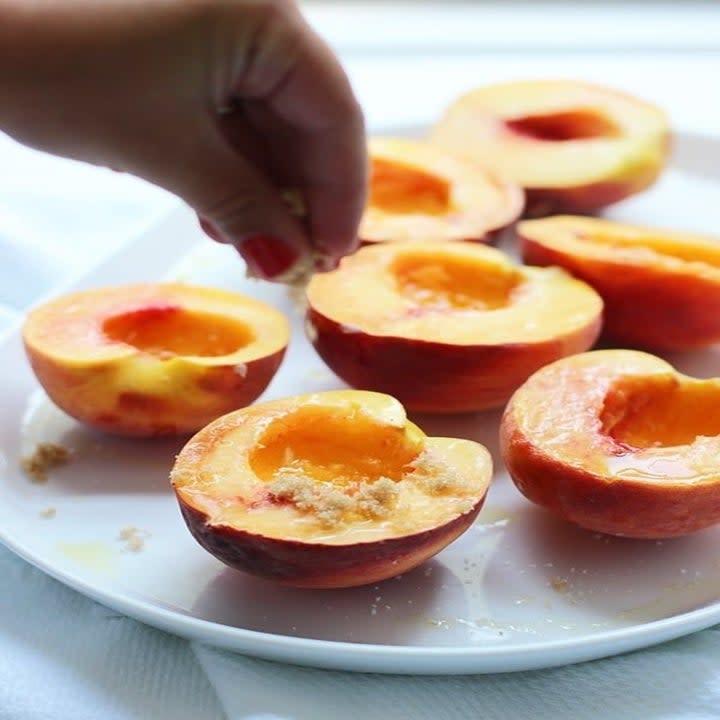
[2,120,720,720]
[194,636,720,720]
[2,533,719,720]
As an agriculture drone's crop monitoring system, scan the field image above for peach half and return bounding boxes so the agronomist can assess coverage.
[305,241,603,413]
[171,390,492,588]
[361,137,524,244]
[22,282,289,436]
[501,350,720,538]
[519,215,720,350]
[431,79,670,216]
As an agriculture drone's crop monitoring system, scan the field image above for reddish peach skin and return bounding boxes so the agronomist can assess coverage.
[501,350,720,538]
[178,502,478,589]
[307,313,600,414]
[519,215,720,350]
[431,80,670,216]
[520,175,658,219]
[515,132,671,217]
[22,283,289,436]
[171,390,492,588]
[305,242,603,413]
[361,137,524,245]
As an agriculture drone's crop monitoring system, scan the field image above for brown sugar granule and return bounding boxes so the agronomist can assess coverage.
[354,477,399,520]
[268,469,354,528]
[125,536,145,553]
[39,507,57,519]
[281,188,307,219]
[21,443,71,483]
[287,282,309,313]
[268,466,402,528]
[406,451,471,496]
[550,576,570,593]
[118,526,150,553]
[267,449,479,528]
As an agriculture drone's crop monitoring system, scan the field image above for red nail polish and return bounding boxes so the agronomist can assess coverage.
[238,235,301,280]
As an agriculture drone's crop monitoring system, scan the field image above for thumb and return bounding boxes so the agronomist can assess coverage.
[169,128,311,282]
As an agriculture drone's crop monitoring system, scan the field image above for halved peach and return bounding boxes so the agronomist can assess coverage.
[430,80,670,216]
[171,390,492,588]
[361,137,524,244]
[519,215,720,350]
[305,241,603,413]
[23,283,289,436]
[501,350,720,538]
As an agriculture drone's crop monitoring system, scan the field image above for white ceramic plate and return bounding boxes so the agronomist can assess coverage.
[2,132,720,675]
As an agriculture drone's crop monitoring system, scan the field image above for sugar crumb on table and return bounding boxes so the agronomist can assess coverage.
[39,507,56,519]
[21,442,72,483]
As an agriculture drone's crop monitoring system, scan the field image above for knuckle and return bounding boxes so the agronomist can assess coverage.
[200,190,268,239]
[311,88,365,134]
[236,1,301,97]
[254,0,289,20]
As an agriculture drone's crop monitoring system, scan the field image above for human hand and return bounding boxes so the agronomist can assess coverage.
[0,0,367,281]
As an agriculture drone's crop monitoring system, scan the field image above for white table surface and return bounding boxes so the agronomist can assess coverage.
[2,3,720,719]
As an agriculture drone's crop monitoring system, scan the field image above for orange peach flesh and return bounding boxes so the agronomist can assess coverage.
[23,283,289,436]
[519,216,720,350]
[361,137,524,243]
[102,306,255,358]
[172,391,492,587]
[370,157,451,215]
[308,242,601,344]
[305,242,602,413]
[501,350,720,538]
[431,80,670,215]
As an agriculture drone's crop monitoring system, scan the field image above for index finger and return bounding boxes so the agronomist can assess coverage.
[262,13,368,264]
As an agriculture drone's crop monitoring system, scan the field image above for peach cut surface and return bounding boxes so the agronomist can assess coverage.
[171,390,492,588]
[22,282,289,436]
[361,137,523,244]
[431,79,670,215]
[305,241,602,413]
[501,350,720,538]
[519,215,720,349]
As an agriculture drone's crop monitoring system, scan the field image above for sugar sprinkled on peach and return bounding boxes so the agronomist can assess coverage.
[171,390,492,588]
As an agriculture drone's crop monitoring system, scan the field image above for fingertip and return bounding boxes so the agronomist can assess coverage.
[313,224,363,270]
[313,253,339,273]
[197,211,313,283]
[235,234,305,281]
[197,214,223,242]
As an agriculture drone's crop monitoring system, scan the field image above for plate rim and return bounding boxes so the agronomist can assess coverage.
[3,129,720,675]
[3,527,720,675]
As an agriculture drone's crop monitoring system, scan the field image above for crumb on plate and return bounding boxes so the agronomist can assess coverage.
[21,443,71,483]
[118,526,151,553]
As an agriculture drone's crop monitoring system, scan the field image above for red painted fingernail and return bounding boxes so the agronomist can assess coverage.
[198,216,223,242]
[238,235,301,280]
